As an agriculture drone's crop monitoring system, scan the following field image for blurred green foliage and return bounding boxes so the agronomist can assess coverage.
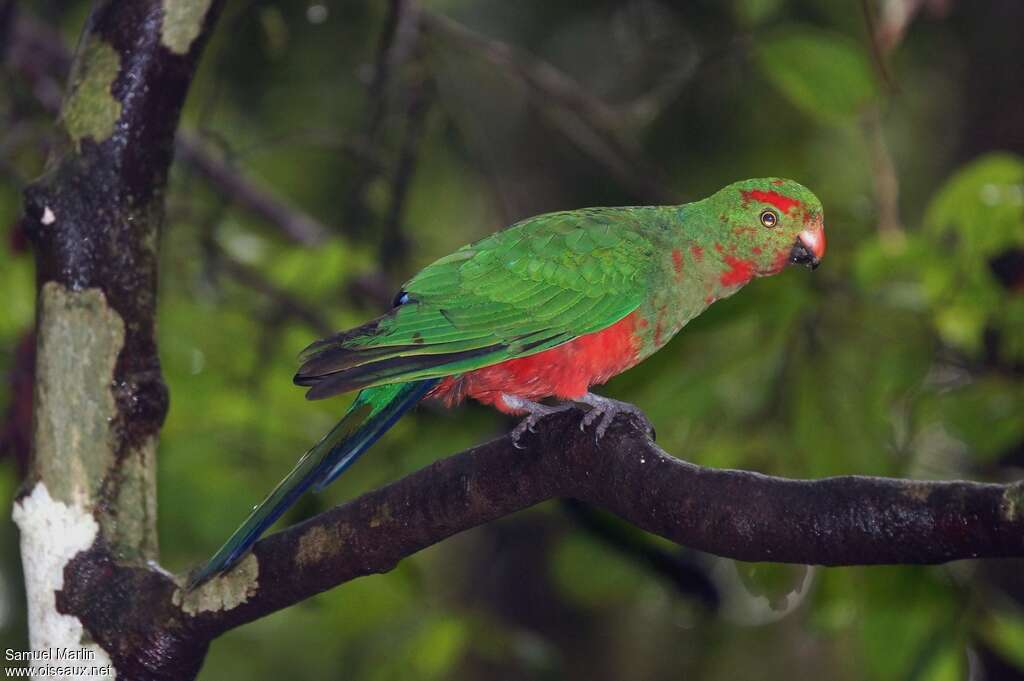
[756,25,877,124]
[2,1,1024,679]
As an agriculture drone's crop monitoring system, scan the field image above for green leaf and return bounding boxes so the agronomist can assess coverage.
[919,153,1024,360]
[732,0,784,26]
[981,609,1024,671]
[924,152,1024,255]
[755,25,877,124]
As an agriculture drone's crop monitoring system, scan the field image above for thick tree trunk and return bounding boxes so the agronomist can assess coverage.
[12,2,222,678]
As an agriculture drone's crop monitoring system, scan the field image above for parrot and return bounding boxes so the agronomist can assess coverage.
[187,177,826,588]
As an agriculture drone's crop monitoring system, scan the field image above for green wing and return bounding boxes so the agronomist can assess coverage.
[296,208,655,398]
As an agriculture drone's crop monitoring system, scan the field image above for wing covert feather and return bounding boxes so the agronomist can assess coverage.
[299,208,657,393]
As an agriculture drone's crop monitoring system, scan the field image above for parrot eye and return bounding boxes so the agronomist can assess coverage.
[759,210,778,228]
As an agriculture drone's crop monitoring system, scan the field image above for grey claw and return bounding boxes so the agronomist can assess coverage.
[505,395,573,448]
[576,393,651,442]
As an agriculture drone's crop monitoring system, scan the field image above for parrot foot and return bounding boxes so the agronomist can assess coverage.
[502,394,572,449]
[576,393,654,441]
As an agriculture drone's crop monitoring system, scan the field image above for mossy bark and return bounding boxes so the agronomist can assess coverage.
[17,1,224,677]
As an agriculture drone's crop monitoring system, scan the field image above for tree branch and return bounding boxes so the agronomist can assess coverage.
[342,0,422,241]
[378,71,433,272]
[54,409,1024,679]
[420,11,678,205]
[176,133,329,246]
[4,7,329,247]
[863,105,904,239]
[860,0,905,241]
[206,237,335,337]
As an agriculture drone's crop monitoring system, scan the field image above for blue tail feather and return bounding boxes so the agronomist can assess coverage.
[187,379,437,589]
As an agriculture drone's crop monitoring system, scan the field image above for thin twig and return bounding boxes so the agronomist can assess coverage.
[863,106,904,240]
[860,0,896,93]
[420,11,677,205]
[208,239,336,337]
[379,73,433,271]
[177,133,328,246]
[343,0,422,238]
[4,11,331,247]
[859,0,904,240]
[874,0,953,56]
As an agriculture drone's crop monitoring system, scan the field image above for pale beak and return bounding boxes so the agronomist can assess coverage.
[790,222,826,270]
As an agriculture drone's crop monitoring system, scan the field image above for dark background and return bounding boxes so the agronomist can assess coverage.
[2,1,1023,679]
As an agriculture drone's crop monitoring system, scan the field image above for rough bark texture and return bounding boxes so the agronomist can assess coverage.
[50,409,1024,681]
[22,0,222,556]
[14,0,223,678]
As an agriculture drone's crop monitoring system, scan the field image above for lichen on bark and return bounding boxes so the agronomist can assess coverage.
[31,282,159,560]
[59,38,122,146]
[173,554,259,615]
[32,284,124,509]
[1003,483,1023,522]
[295,522,353,568]
[15,0,224,676]
[161,0,215,54]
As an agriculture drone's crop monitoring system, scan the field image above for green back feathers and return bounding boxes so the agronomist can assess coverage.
[296,208,658,398]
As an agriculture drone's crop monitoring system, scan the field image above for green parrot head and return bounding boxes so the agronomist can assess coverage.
[705,177,826,278]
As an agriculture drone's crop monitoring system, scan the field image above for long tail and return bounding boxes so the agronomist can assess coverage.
[187,379,438,589]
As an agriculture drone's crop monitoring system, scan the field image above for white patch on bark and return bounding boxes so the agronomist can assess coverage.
[12,483,115,679]
[41,206,56,225]
[173,553,259,615]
